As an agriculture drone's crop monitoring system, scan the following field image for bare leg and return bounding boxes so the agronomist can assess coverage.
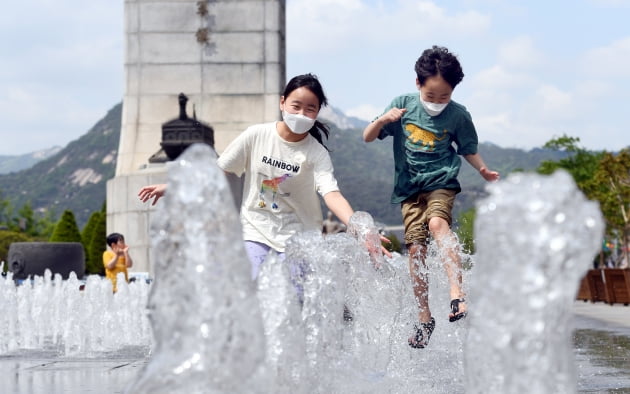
[428,217,467,318]
[408,243,431,323]
[407,242,437,348]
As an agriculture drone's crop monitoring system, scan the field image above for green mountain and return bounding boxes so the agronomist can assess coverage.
[325,129,566,225]
[0,102,565,229]
[0,104,122,228]
[0,147,62,174]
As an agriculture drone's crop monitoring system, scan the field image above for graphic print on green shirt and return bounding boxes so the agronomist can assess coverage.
[404,123,449,152]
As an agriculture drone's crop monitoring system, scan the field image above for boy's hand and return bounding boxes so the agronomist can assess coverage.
[363,108,406,142]
[480,167,500,182]
[381,107,407,124]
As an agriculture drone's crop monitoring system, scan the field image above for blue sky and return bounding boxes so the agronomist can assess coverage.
[1,0,629,156]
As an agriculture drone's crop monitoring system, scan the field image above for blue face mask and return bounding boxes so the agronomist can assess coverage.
[420,96,449,116]
[282,111,316,134]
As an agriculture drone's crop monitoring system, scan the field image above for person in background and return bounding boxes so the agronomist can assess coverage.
[363,46,499,348]
[103,232,133,292]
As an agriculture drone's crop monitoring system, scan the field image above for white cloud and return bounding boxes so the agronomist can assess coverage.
[477,112,569,151]
[533,84,574,119]
[474,112,513,145]
[497,36,544,69]
[471,65,534,90]
[345,104,382,121]
[0,84,106,149]
[287,0,490,53]
[581,37,630,78]
[0,1,123,155]
[286,0,370,53]
[573,79,614,98]
[588,0,630,7]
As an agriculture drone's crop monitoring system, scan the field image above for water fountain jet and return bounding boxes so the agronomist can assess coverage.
[128,144,473,393]
[465,170,604,393]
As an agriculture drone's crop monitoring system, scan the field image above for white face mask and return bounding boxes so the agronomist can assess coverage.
[282,111,316,135]
[420,96,449,116]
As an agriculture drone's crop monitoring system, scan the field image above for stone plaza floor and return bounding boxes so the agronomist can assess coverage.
[1,301,629,394]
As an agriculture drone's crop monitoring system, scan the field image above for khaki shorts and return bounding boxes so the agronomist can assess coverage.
[401,189,456,246]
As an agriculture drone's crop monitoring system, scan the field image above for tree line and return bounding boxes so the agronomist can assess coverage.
[2,133,628,275]
[455,135,630,268]
[0,198,107,275]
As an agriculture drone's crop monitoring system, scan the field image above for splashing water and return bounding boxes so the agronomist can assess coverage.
[465,170,604,393]
[127,146,268,393]
[128,144,473,393]
[1,144,605,394]
[0,268,152,358]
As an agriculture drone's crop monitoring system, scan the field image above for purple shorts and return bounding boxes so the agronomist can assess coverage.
[244,240,285,280]
[244,240,304,303]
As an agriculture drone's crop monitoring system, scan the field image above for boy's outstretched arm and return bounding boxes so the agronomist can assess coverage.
[363,108,407,142]
[463,153,500,182]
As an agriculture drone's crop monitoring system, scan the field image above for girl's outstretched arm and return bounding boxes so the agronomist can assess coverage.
[323,191,392,258]
[323,190,354,226]
[138,183,168,205]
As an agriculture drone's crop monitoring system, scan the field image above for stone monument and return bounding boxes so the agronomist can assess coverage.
[106,0,286,274]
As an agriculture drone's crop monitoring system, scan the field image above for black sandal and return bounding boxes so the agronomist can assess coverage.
[408,317,436,349]
[449,298,467,322]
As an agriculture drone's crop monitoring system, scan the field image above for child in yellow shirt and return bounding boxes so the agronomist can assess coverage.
[102,232,133,292]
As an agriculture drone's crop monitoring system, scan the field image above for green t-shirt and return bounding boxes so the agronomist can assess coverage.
[378,93,478,203]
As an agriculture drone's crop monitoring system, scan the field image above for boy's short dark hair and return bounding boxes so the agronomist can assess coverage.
[415,45,465,89]
[106,233,125,247]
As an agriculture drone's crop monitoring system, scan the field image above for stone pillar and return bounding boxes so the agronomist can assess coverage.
[107,0,286,275]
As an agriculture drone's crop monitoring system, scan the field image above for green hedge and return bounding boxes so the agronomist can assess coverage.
[86,211,106,275]
[49,210,82,243]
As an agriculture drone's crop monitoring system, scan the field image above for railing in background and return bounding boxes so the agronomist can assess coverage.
[577,269,630,305]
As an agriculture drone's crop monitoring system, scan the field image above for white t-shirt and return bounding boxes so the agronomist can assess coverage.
[217,122,340,252]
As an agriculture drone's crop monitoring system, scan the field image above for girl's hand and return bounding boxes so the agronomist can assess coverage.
[364,235,393,269]
[138,184,167,205]
[379,235,392,258]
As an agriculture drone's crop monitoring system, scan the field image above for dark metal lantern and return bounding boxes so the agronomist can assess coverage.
[150,93,214,162]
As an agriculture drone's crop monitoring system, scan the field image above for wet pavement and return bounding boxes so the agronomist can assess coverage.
[1,356,145,394]
[574,301,630,393]
[1,301,629,394]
